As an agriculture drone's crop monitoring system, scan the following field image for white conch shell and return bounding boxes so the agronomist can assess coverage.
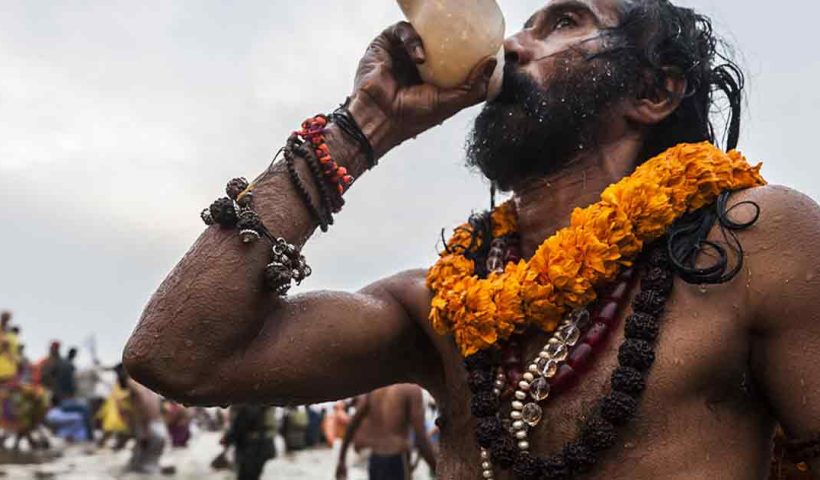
[397,0,506,100]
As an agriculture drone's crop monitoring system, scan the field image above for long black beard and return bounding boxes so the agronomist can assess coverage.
[466,48,637,190]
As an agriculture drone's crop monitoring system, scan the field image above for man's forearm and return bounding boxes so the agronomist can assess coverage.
[123,121,371,402]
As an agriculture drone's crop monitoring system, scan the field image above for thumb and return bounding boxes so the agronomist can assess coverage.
[438,56,498,111]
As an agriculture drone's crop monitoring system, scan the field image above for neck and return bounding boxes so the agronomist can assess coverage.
[513,136,644,258]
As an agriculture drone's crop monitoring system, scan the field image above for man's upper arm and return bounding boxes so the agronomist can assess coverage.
[206,270,436,406]
[745,186,820,469]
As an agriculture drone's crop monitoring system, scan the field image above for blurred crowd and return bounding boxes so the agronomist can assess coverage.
[0,310,441,479]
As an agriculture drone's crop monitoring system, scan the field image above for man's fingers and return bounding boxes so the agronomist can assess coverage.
[438,56,497,111]
[467,56,499,88]
[393,21,426,64]
[367,21,425,70]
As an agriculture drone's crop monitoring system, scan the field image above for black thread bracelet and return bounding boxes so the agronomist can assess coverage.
[331,97,376,169]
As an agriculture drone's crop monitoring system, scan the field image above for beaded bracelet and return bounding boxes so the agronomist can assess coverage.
[295,115,355,197]
[198,108,366,294]
[264,237,312,296]
[201,176,311,295]
[299,142,344,214]
[283,139,332,232]
[289,133,345,216]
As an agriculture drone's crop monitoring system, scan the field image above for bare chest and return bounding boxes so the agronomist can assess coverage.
[432,280,771,479]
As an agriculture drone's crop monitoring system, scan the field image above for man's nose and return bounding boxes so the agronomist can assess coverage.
[504,32,534,66]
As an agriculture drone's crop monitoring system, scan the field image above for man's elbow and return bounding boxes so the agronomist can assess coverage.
[122,332,222,406]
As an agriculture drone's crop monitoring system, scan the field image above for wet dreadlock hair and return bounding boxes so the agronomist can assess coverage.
[455,0,758,285]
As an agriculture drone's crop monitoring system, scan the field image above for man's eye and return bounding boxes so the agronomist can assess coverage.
[555,15,577,30]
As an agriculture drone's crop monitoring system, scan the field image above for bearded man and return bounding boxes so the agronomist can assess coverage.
[124,0,820,478]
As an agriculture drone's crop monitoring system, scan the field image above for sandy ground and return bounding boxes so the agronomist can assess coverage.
[0,432,385,480]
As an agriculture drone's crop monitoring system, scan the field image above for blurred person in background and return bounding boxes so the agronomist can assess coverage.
[0,312,19,383]
[163,401,192,448]
[97,363,132,450]
[336,384,436,480]
[305,404,324,447]
[323,400,351,447]
[53,347,93,442]
[36,341,61,395]
[224,404,277,480]
[124,373,166,474]
[281,406,308,454]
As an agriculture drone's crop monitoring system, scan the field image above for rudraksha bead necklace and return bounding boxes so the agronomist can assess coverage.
[466,242,673,479]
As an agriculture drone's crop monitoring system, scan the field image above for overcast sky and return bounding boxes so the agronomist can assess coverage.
[1,0,817,365]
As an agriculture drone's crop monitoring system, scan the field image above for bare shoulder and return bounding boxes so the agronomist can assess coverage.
[729,184,820,257]
[361,269,433,318]
[732,184,820,231]
[366,268,429,292]
[729,185,820,327]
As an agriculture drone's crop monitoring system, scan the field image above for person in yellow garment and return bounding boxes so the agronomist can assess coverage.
[0,312,19,383]
[97,364,133,450]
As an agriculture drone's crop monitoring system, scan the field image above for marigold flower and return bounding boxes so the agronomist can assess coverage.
[426,142,766,357]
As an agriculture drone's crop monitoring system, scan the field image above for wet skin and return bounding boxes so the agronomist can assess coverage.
[124,0,820,478]
[348,385,428,456]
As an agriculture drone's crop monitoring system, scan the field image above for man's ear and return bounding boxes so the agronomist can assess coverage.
[625,68,687,126]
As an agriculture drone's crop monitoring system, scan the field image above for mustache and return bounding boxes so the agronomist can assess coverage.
[491,34,620,106]
[490,63,538,106]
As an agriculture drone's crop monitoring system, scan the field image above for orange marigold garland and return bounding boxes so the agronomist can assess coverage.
[427,142,766,357]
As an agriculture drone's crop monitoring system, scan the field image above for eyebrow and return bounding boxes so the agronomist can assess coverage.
[523,1,603,29]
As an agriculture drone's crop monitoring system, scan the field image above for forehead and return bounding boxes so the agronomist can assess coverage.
[527,0,624,26]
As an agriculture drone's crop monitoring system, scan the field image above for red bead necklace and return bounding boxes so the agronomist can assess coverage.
[496,257,638,402]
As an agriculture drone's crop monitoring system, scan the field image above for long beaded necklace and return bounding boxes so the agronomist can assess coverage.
[465,241,673,480]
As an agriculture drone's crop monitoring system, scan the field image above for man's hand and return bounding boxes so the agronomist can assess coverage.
[349,21,498,159]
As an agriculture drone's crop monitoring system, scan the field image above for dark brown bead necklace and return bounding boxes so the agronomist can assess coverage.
[464,241,674,479]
